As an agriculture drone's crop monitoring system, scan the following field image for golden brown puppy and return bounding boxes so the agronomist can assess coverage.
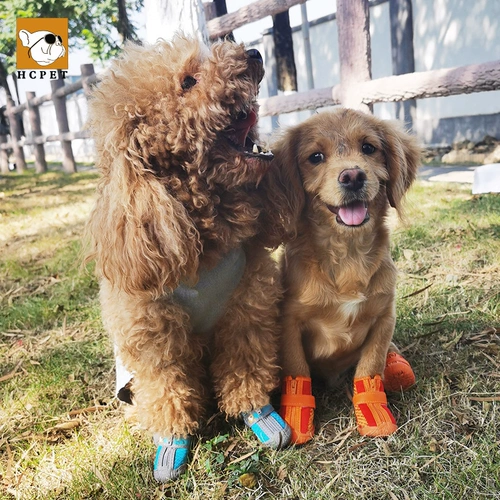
[274,108,421,443]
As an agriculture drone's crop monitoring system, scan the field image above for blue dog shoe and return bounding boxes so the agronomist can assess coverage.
[153,435,191,482]
[242,404,292,449]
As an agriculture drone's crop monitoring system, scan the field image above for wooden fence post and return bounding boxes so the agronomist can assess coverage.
[50,76,76,173]
[336,0,372,112]
[80,63,96,99]
[26,91,47,173]
[6,97,27,173]
[389,0,416,129]
[0,135,9,174]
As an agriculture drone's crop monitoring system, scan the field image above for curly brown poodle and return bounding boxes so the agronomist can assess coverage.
[85,36,293,482]
[273,109,421,444]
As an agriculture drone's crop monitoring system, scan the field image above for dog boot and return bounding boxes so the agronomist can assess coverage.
[383,352,416,393]
[352,375,397,437]
[242,404,292,449]
[279,376,316,444]
[153,435,191,482]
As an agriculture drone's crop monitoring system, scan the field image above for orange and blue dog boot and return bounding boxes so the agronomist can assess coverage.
[279,376,316,444]
[242,404,291,449]
[352,375,397,437]
[383,352,416,393]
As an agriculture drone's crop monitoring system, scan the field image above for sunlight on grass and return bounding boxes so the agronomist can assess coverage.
[1,171,499,499]
[0,171,98,264]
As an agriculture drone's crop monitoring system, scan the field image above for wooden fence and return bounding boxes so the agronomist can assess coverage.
[2,0,500,175]
[0,65,97,174]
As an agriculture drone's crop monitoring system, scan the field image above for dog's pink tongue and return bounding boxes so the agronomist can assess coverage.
[232,110,257,145]
[338,201,367,226]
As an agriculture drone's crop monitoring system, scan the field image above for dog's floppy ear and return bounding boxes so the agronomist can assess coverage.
[86,147,200,299]
[380,121,422,214]
[269,126,306,238]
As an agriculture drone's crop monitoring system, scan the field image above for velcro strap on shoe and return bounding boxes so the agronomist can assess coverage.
[352,391,388,406]
[156,436,191,448]
[280,394,316,408]
[242,404,275,426]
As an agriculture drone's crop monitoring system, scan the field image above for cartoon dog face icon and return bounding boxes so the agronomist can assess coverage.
[18,29,66,67]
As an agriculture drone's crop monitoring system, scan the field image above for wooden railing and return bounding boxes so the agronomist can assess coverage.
[1,64,98,174]
[2,0,500,175]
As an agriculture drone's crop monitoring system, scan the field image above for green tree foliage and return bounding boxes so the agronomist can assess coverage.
[0,0,143,94]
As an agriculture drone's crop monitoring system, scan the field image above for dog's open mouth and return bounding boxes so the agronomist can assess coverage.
[223,109,274,160]
[327,201,370,227]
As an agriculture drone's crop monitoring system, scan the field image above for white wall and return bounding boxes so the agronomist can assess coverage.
[414,0,500,118]
[412,0,500,142]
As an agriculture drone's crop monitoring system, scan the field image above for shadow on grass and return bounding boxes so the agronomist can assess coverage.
[1,218,94,270]
[0,169,98,192]
[0,178,98,221]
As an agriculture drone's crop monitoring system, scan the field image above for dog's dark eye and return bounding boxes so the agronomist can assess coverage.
[362,143,376,155]
[181,76,197,91]
[308,152,324,164]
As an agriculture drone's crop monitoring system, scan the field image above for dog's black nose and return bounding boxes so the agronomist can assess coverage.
[339,168,367,191]
[246,49,263,64]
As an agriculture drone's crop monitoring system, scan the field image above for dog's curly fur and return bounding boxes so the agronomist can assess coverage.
[85,36,293,437]
[273,108,421,384]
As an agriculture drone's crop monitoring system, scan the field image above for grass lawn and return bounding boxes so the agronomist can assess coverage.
[1,169,499,499]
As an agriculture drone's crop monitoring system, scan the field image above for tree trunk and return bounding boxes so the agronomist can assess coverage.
[272,10,297,92]
[116,0,136,43]
[0,61,13,100]
[213,0,234,41]
[6,97,26,173]
[11,72,20,104]
[144,0,208,44]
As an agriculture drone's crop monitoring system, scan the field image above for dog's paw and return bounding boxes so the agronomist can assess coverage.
[352,375,397,437]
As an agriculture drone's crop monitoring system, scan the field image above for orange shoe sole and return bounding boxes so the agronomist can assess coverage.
[384,352,416,393]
